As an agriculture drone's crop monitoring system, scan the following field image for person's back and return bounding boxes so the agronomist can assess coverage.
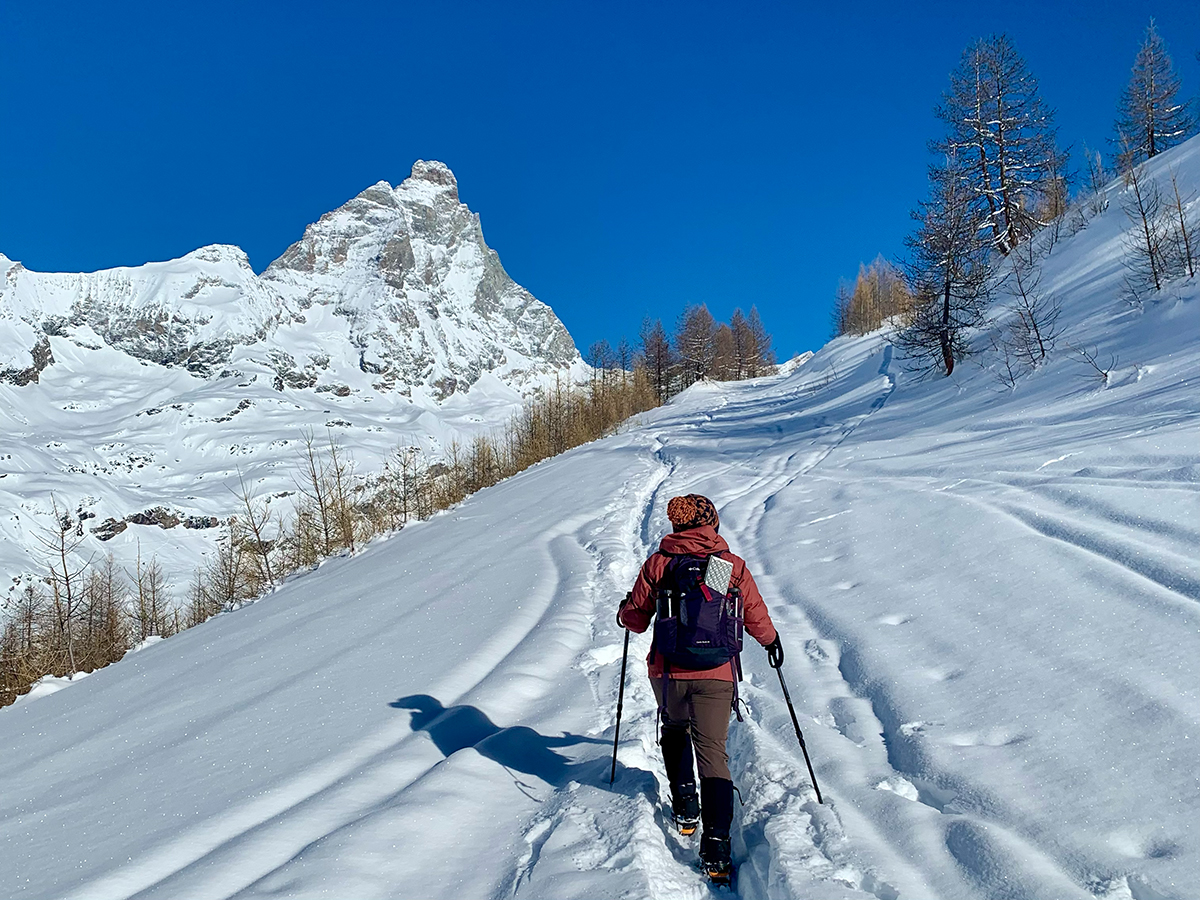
[618,494,783,883]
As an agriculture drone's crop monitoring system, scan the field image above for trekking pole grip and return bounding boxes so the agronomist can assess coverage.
[776,665,824,804]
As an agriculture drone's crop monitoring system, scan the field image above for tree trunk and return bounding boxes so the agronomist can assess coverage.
[941,278,955,375]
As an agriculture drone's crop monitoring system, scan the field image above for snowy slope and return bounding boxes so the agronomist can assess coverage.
[0,161,585,591]
[1,143,1197,899]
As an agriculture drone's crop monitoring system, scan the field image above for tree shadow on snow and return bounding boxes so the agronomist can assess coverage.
[391,694,651,797]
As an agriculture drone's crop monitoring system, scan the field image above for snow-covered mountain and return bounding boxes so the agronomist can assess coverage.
[2,140,1196,899]
[1,160,576,392]
[0,161,585,588]
[260,160,578,398]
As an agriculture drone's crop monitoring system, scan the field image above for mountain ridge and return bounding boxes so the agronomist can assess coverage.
[0,160,579,396]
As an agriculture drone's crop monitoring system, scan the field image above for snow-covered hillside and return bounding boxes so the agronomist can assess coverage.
[0,161,585,589]
[1,141,1197,899]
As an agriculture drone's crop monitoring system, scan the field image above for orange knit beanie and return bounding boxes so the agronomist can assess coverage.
[666,494,719,532]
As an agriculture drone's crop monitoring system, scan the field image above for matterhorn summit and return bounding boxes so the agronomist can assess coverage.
[1,161,580,396]
[0,162,585,587]
[262,160,578,398]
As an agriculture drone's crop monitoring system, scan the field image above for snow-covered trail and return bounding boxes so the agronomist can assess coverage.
[0,342,903,900]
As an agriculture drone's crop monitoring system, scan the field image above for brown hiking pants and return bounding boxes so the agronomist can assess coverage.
[652,678,736,781]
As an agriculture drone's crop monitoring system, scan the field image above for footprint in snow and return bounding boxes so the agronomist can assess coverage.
[875,777,920,801]
[1108,832,1182,860]
[945,729,1028,748]
[803,639,830,662]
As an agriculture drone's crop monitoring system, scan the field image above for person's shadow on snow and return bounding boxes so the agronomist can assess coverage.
[391,694,615,793]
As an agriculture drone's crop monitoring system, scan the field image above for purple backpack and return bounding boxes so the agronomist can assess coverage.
[653,552,745,672]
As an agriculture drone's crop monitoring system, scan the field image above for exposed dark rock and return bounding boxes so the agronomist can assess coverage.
[183,516,219,530]
[93,509,219,541]
[0,336,54,386]
[92,518,128,541]
[127,507,181,529]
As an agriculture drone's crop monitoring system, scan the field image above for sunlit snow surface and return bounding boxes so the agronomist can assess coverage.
[0,331,579,591]
[2,141,1198,898]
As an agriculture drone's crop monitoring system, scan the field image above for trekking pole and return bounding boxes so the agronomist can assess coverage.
[610,626,631,785]
[775,665,824,804]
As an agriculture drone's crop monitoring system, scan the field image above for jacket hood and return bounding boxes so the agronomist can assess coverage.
[658,525,728,556]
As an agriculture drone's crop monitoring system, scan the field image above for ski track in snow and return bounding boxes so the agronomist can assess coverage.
[57,520,603,900]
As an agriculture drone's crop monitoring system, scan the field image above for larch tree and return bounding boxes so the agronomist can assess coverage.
[674,305,717,388]
[897,156,992,376]
[615,338,633,389]
[832,281,855,338]
[1115,20,1196,167]
[835,256,914,336]
[997,249,1062,374]
[711,323,737,380]
[933,34,1067,254]
[1168,168,1197,279]
[1118,136,1170,294]
[33,498,92,676]
[639,317,675,402]
[730,309,754,379]
[1083,144,1111,215]
[746,307,774,374]
[586,339,616,387]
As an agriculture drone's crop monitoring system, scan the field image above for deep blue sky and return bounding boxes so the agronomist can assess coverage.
[2,2,1197,361]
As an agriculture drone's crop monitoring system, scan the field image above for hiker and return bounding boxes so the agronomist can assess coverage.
[617,493,783,883]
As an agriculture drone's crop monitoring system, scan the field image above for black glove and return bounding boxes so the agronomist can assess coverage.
[765,634,784,668]
[617,592,632,630]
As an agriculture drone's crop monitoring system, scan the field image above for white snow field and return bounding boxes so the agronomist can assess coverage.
[2,143,1198,898]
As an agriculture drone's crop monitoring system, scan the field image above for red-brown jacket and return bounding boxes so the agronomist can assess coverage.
[618,525,777,681]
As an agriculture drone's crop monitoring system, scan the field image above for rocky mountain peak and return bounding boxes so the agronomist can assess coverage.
[1,161,580,396]
[183,244,254,269]
[407,160,459,198]
[261,160,576,399]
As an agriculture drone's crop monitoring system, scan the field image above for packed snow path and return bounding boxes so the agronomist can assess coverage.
[4,142,1200,899]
